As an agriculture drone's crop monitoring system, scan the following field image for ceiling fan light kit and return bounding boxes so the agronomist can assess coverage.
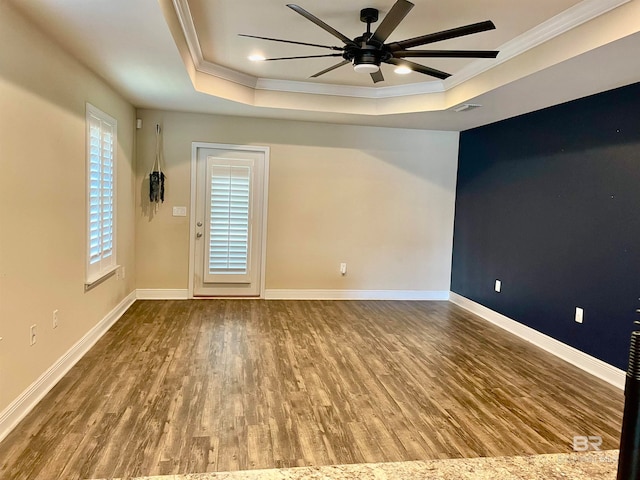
[240,0,499,84]
[353,63,380,74]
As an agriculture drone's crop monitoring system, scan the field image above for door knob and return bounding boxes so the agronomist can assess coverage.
[196,232,203,238]
[197,221,203,227]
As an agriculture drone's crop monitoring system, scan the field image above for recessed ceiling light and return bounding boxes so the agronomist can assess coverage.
[248,54,266,62]
[394,66,412,75]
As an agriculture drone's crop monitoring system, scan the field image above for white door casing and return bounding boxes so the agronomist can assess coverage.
[190,143,269,297]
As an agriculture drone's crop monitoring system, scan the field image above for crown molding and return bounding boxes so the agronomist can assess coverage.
[171,0,202,66]
[445,0,631,90]
[198,60,258,89]
[255,78,445,99]
[172,0,258,88]
[172,0,630,100]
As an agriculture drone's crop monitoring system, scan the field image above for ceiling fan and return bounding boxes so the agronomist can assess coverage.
[240,0,499,84]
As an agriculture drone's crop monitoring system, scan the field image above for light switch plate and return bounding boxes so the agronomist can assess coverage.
[172,206,187,217]
[494,280,501,293]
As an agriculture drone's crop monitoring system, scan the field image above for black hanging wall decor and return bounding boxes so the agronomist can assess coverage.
[149,124,165,203]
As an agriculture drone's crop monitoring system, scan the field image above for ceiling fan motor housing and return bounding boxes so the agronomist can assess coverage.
[360,8,379,24]
[344,35,391,70]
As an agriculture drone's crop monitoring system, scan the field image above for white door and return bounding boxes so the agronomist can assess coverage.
[191,144,268,297]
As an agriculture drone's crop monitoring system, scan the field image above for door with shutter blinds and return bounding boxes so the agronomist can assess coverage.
[192,144,268,297]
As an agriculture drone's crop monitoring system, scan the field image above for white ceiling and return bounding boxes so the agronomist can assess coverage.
[8,0,640,131]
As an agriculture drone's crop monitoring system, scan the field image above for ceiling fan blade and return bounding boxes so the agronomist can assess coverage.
[390,20,496,50]
[370,70,385,84]
[264,54,344,61]
[386,58,451,80]
[239,34,343,51]
[393,49,499,58]
[310,60,350,78]
[370,0,414,45]
[287,4,357,46]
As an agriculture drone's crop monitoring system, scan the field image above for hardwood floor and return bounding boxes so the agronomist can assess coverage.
[0,300,624,479]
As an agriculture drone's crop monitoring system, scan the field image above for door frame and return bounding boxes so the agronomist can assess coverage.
[188,142,270,298]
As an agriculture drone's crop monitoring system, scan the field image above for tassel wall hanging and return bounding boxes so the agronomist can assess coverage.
[149,124,165,204]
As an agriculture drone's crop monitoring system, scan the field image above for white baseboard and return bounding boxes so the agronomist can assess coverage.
[0,289,623,446]
[0,290,137,443]
[135,288,449,301]
[136,289,189,300]
[449,292,625,390]
[264,289,450,300]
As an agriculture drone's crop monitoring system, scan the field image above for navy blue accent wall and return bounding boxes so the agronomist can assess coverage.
[452,82,640,370]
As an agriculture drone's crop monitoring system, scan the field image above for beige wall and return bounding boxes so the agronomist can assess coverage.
[0,1,136,413]
[136,111,459,292]
[0,0,458,419]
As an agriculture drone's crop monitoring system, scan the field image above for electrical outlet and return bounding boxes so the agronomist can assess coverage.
[575,307,584,324]
[340,263,347,275]
[116,266,126,280]
[494,279,501,293]
[30,324,37,346]
[53,309,59,329]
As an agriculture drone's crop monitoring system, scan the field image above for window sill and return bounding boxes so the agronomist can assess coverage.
[85,265,120,291]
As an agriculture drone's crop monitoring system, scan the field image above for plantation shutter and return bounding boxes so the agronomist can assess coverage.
[204,158,253,283]
[86,104,116,284]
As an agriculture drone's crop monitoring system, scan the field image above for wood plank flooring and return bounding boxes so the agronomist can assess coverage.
[0,300,624,479]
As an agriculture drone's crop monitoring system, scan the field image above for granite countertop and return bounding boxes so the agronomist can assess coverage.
[98,450,620,480]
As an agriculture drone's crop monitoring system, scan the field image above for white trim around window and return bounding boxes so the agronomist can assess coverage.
[85,103,118,286]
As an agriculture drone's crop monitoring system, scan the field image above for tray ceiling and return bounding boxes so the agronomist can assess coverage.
[187,0,582,87]
[7,0,640,130]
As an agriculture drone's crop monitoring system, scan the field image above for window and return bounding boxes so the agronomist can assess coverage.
[207,163,251,277]
[86,103,117,284]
